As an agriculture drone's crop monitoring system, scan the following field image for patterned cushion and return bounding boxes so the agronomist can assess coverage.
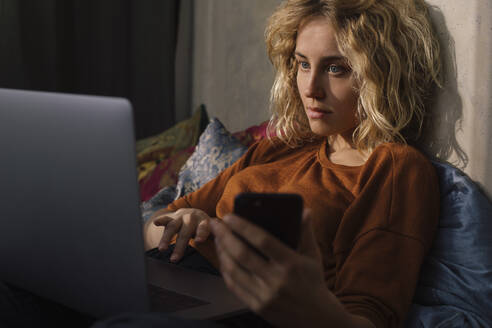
[232,120,270,147]
[137,106,208,201]
[175,118,248,199]
[136,106,208,180]
[139,146,195,202]
[140,186,177,223]
[405,161,492,327]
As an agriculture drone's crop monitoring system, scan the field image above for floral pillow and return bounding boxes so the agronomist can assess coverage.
[140,186,177,223]
[232,120,270,147]
[175,118,248,199]
[136,105,208,184]
[139,146,195,202]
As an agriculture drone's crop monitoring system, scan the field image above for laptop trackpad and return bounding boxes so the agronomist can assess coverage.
[148,284,209,313]
[146,257,247,320]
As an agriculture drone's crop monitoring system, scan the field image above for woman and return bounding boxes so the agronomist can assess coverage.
[144,0,441,327]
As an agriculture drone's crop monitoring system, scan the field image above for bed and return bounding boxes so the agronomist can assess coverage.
[137,106,492,327]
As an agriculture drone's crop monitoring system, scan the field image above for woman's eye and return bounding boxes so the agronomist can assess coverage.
[327,64,344,74]
[299,61,310,70]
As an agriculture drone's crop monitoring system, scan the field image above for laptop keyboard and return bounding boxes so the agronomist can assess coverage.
[148,284,210,313]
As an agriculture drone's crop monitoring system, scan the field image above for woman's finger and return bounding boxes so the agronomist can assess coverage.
[194,218,211,243]
[157,218,182,251]
[222,213,295,264]
[221,269,262,313]
[212,219,272,283]
[214,236,266,309]
[171,213,196,261]
[215,237,263,291]
[153,212,176,226]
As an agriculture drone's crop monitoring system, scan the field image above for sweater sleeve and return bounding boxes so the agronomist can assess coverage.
[332,145,439,327]
[164,139,279,267]
[166,139,268,216]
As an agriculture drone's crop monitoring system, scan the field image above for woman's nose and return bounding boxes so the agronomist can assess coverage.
[304,73,325,99]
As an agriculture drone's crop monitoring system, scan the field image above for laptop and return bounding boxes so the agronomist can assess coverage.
[0,88,247,320]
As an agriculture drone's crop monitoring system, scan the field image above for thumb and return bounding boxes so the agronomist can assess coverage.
[298,209,322,261]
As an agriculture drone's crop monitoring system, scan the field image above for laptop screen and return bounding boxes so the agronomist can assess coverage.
[0,88,149,317]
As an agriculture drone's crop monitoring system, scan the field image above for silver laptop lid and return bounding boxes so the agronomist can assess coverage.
[0,88,149,317]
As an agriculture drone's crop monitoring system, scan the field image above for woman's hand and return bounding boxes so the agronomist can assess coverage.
[210,210,371,328]
[151,208,213,262]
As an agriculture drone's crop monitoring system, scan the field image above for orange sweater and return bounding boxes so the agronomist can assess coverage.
[166,137,439,327]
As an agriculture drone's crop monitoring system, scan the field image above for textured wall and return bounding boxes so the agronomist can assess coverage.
[424,0,492,197]
[192,0,492,197]
[192,0,281,131]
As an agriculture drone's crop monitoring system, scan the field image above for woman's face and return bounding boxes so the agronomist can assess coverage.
[295,17,358,138]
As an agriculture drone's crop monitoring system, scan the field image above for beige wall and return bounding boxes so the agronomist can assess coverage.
[192,0,492,197]
[192,0,280,131]
[424,0,492,197]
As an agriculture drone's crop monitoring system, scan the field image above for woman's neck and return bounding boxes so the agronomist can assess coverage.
[327,134,369,167]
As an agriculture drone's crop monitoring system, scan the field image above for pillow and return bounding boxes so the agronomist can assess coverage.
[405,161,492,327]
[140,186,177,223]
[139,146,195,202]
[175,118,248,199]
[136,105,208,183]
[137,161,158,182]
[232,120,270,147]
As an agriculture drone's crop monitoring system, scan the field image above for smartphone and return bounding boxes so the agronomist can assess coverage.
[233,192,303,249]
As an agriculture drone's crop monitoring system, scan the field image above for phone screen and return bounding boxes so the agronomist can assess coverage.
[233,192,303,249]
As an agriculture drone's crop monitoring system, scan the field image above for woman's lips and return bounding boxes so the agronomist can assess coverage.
[307,107,331,119]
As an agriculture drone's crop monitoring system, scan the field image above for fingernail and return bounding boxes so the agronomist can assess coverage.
[170,254,178,262]
[223,214,231,223]
[195,236,203,242]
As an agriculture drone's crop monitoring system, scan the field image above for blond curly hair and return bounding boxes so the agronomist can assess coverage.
[265,0,442,150]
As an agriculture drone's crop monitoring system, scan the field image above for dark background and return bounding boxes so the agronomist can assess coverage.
[0,0,190,139]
